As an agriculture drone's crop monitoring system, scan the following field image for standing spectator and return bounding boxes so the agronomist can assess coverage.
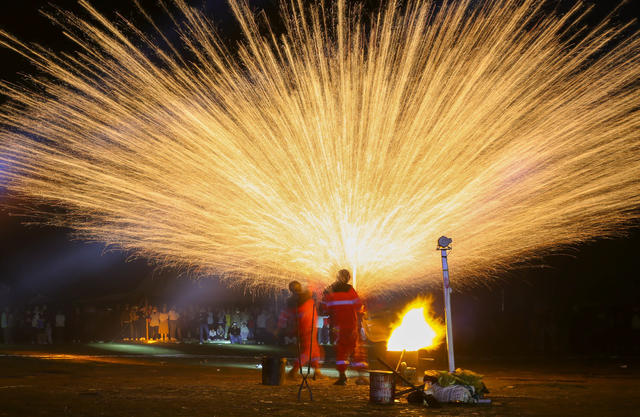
[256,309,268,344]
[247,312,256,341]
[276,306,291,345]
[240,309,249,327]
[129,306,138,341]
[84,304,98,343]
[17,309,28,343]
[186,306,197,340]
[217,310,226,332]
[225,310,231,332]
[240,322,250,344]
[198,307,209,344]
[7,308,15,344]
[32,306,43,344]
[168,306,180,342]
[143,305,151,341]
[175,307,184,341]
[149,307,160,340]
[1,307,12,344]
[136,305,146,341]
[73,306,84,343]
[120,305,130,341]
[25,309,34,343]
[158,305,169,342]
[265,311,278,345]
[316,313,327,345]
[54,310,66,344]
[321,315,331,345]
[42,305,53,344]
[207,308,215,331]
[228,322,241,344]
[232,309,242,326]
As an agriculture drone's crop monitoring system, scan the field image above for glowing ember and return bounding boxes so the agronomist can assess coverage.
[0,0,639,294]
[387,299,444,351]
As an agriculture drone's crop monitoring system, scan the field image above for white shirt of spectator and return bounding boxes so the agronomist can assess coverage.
[168,309,180,321]
[32,312,40,328]
[240,325,249,341]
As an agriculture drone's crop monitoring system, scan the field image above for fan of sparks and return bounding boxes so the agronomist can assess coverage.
[0,0,639,295]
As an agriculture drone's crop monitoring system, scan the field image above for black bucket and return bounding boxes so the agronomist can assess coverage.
[261,356,287,385]
[369,370,395,404]
[401,367,416,386]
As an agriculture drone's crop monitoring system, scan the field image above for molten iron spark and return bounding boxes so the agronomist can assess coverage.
[1,0,639,295]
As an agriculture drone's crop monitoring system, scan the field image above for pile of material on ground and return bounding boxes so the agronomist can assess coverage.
[422,368,490,404]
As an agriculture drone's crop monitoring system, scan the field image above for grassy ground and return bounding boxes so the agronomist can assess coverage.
[0,343,638,416]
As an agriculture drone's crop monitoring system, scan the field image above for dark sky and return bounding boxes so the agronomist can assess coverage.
[0,0,638,310]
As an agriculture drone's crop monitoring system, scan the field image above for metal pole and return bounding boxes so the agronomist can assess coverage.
[437,236,455,373]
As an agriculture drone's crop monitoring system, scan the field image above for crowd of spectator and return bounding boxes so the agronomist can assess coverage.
[0,301,336,347]
[5,299,638,355]
[119,304,283,345]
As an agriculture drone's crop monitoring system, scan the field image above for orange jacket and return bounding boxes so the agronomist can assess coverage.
[279,290,316,336]
[322,282,362,329]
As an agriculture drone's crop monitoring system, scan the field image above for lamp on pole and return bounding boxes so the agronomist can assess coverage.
[437,236,455,373]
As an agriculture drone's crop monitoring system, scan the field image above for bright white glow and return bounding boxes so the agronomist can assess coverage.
[387,308,438,351]
[386,298,445,351]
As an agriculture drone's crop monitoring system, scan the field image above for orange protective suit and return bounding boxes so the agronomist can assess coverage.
[322,282,368,372]
[280,291,323,371]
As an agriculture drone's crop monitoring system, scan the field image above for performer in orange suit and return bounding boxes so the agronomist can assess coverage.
[281,280,324,379]
[322,269,368,385]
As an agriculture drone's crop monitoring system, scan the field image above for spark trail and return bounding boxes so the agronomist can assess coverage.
[0,0,639,295]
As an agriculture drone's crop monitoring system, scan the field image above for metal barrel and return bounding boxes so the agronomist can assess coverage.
[261,356,287,385]
[369,370,395,404]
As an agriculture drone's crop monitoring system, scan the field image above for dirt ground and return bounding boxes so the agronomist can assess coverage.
[0,343,638,417]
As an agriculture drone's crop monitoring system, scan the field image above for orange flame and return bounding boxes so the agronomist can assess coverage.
[387,298,445,351]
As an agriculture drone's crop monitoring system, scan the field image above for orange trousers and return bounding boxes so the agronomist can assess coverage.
[335,327,368,372]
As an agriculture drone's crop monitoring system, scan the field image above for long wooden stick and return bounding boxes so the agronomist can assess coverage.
[395,349,406,372]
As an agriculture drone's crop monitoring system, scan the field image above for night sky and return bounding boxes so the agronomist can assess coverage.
[0,0,639,352]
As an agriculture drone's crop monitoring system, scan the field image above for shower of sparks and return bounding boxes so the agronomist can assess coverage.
[0,0,639,296]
